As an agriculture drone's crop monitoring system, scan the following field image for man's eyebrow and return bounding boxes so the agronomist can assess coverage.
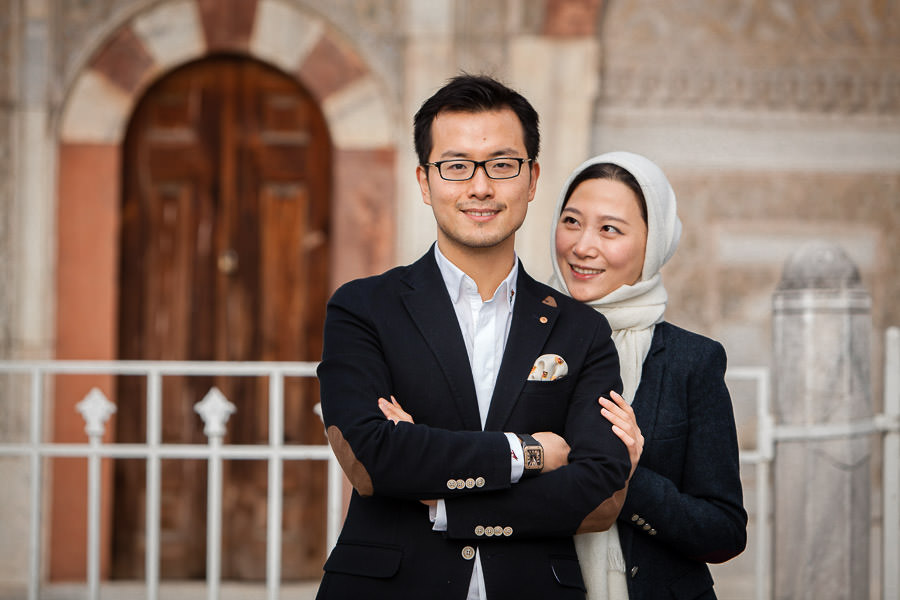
[437,148,522,159]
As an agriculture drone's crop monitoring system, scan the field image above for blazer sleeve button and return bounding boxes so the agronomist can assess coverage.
[447,479,457,490]
[475,526,485,536]
[475,477,485,488]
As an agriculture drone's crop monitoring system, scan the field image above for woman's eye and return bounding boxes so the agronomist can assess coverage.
[601,225,622,234]
[562,216,578,225]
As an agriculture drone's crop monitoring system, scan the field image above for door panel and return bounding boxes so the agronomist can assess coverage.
[115,56,331,580]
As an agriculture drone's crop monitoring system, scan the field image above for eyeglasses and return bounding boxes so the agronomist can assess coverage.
[424,157,532,181]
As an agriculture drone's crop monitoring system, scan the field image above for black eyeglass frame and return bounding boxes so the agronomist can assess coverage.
[423,157,533,181]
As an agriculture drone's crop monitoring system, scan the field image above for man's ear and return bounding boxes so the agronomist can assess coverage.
[527,160,540,203]
[416,165,432,206]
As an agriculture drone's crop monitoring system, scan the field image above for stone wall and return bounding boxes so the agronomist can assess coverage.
[593,0,900,400]
[0,0,15,360]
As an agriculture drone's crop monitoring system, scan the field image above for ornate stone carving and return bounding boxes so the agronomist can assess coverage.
[600,0,900,114]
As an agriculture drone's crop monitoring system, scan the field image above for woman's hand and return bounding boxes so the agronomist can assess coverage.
[600,391,643,477]
[378,396,414,424]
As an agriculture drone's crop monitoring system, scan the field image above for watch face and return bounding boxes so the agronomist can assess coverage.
[525,447,543,469]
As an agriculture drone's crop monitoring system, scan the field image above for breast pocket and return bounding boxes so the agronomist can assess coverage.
[516,379,573,431]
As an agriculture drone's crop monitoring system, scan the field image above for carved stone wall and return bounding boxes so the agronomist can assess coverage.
[0,0,14,359]
[595,0,900,392]
[600,0,900,115]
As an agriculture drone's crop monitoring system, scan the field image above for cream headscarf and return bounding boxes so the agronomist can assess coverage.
[549,151,681,600]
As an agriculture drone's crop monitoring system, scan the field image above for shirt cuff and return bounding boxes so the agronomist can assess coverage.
[431,499,447,531]
[506,432,524,483]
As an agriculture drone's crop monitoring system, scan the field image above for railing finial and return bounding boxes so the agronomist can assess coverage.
[194,387,236,438]
[76,388,117,438]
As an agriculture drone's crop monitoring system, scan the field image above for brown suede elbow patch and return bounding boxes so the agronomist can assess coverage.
[327,425,374,496]
[576,484,628,534]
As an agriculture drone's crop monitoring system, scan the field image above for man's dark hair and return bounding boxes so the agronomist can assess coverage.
[413,74,540,166]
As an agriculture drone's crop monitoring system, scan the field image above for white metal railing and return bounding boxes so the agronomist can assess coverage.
[1,343,898,600]
[0,360,343,600]
[724,366,772,600]
[724,326,900,600]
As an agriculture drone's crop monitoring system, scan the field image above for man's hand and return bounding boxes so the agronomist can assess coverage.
[600,391,643,477]
[379,396,413,424]
[532,432,570,473]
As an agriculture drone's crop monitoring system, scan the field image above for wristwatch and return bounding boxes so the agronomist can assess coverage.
[518,434,544,477]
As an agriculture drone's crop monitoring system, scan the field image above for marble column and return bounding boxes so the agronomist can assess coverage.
[772,241,872,600]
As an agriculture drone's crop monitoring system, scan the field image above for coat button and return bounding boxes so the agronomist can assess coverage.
[462,546,476,560]
[447,479,457,490]
[484,526,494,536]
[465,478,476,489]
[649,529,657,536]
[631,514,639,522]
[503,526,513,537]
[475,526,485,536]
[630,566,639,578]
[642,524,651,531]
[636,518,645,525]
[456,479,466,489]
[475,477,485,488]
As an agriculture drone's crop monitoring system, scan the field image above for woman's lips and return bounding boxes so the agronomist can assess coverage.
[569,263,604,280]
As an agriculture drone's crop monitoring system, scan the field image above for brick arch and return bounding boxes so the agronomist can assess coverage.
[52,0,395,579]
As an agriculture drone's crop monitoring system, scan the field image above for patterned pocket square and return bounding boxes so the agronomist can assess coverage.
[527,354,568,381]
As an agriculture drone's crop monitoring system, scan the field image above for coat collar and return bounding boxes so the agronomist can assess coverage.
[399,249,481,430]
[484,269,560,430]
[631,322,668,439]
[399,247,563,431]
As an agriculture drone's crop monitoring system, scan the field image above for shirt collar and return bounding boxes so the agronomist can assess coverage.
[434,244,518,307]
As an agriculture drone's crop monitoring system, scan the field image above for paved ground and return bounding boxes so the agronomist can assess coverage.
[0,581,320,600]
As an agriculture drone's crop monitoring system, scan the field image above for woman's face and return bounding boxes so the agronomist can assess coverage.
[555,177,648,302]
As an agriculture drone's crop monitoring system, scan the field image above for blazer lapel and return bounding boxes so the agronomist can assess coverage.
[632,323,667,440]
[400,251,482,430]
[484,268,558,431]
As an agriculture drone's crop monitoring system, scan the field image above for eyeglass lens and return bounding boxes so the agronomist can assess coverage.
[438,158,524,180]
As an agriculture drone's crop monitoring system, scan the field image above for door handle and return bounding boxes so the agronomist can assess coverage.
[218,248,238,275]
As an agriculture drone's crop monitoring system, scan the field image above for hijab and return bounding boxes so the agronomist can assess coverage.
[548,151,681,600]
[549,151,681,402]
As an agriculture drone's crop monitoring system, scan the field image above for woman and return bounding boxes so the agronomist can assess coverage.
[551,151,747,599]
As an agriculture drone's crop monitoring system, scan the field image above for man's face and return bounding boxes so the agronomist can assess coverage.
[416,109,540,257]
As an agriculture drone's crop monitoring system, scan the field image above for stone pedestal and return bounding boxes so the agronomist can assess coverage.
[772,241,872,600]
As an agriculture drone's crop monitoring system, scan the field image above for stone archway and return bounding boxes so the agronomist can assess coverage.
[52,0,397,579]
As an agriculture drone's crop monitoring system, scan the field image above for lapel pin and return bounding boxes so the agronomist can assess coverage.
[539,316,548,324]
[542,295,557,307]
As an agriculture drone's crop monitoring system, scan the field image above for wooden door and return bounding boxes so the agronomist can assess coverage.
[114,56,331,580]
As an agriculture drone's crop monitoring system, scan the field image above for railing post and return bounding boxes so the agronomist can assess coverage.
[884,327,899,600]
[75,388,117,600]
[195,387,235,600]
[771,241,872,600]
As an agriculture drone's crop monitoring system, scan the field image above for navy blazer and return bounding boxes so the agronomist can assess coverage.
[617,322,747,600]
[316,249,631,599]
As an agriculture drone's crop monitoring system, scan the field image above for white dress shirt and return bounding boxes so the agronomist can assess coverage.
[433,244,524,600]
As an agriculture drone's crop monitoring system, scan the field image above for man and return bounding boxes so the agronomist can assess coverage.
[316,74,630,599]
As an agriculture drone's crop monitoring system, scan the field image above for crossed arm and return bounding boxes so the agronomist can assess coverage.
[379,390,644,480]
